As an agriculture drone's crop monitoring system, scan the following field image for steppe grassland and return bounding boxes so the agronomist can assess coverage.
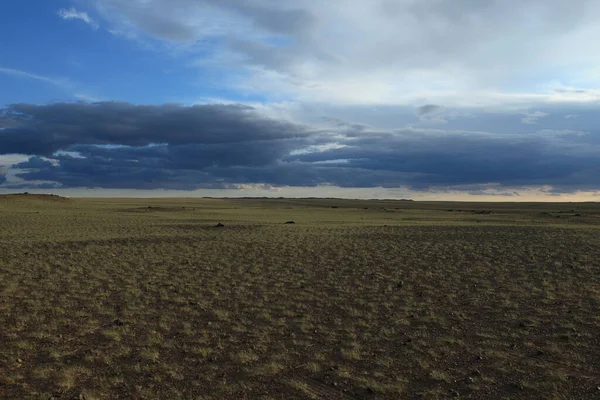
[1,195,600,399]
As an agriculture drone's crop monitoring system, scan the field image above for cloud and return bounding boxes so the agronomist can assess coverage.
[554,87,600,96]
[74,93,103,102]
[536,129,587,137]
[1,101,599,192]
[417,105,444,117]
[96,0,316,41]
[13,156,54,170]
[86,0,600,107]
[416,104,447,124]
[0,67,97,101]
[521,111,550,124]
[0,102,311,156]
[58,7,99,30]
[0,67,70,88]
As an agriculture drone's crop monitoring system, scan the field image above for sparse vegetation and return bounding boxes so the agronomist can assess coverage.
[1,195,600,398]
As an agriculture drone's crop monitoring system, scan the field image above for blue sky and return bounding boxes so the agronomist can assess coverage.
[0,2,242,105]
[1,0,600,200]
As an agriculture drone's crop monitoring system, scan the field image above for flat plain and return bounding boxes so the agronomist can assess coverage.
[1,194,600,399]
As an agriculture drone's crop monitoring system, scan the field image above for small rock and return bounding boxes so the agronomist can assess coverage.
[284,221,295,224]
[448,389,460,397]
[471,369,481,376]
[215,223,225,228]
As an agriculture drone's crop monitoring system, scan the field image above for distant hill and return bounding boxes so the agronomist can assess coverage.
[0,192,70,202]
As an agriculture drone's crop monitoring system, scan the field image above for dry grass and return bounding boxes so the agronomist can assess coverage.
[1,194,600,399]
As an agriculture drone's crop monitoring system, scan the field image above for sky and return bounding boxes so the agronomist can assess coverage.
[1,0,600,201]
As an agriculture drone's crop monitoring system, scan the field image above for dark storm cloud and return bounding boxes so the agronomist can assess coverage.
[16,154,221,190]
[13,156,54,169]
[284,128,599,189]
[2,102,599,192]
[70,139,303,169]
[0,102,311,156]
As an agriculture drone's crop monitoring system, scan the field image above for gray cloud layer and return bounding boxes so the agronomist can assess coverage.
[2,102,310,156]
[1,102,599,192]
[88,0,600,105]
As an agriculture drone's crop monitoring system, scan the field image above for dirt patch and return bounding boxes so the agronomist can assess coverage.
[119,206,196,213]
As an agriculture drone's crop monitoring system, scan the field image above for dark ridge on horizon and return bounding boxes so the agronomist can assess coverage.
[0,192,70,201]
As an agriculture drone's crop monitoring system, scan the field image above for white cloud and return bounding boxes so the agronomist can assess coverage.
[0,66,70,88]
[74,93,103,102]
[521,111,550,124]
[0,66,102,105]
[86,0,600,108]
[58,7,99,30]
[0,155,29,169]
